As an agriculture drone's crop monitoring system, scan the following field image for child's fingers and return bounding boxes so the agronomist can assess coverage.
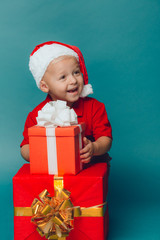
[80,151,90,159]
[81,157,91,163]
[83,137,90,146]
[80,144,90,154]
[80,137,91,154]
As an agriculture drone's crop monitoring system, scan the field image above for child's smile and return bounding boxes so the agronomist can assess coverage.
[40,56,84,107]
[67,87,78,94]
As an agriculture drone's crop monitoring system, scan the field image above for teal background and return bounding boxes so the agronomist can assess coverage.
[1,0,160,239]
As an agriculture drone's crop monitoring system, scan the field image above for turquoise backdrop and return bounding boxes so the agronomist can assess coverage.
[1,0,160,239]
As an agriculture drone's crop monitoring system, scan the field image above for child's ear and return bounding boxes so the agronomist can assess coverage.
[40,80,49,93]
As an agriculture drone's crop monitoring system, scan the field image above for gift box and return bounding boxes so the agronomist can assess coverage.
[28,123,85,175]
[13,163,109,240]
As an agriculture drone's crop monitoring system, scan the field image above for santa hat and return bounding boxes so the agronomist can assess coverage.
[29,41,93,97]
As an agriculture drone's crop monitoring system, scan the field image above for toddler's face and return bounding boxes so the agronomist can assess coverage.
[40,56,84,106]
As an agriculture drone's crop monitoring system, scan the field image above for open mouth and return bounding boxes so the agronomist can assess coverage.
[67,87,78,93]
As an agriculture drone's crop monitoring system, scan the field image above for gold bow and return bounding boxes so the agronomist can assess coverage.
[31,189,81,239]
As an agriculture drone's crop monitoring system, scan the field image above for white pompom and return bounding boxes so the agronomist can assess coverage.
[80,84,93,98]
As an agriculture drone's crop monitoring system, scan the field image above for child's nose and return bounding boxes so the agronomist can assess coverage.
[69,75,77,84]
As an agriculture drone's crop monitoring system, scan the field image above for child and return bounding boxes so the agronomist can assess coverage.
[21,41,112,164]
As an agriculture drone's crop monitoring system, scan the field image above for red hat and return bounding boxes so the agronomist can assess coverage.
[29,41,93,97]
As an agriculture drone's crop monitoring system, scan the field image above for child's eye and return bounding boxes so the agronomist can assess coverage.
[74,70,80,75]
[60,75,65,80]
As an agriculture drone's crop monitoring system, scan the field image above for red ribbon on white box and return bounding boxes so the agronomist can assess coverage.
[46,125,83,175]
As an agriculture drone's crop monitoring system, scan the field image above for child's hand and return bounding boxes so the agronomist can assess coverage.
[80,137,95,163]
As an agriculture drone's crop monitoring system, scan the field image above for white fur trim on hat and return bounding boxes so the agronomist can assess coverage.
[29,44,79,88]
[80,84,93,97]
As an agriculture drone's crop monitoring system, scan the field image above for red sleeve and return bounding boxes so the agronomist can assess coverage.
[20,112,37,147]
[92,100,112,140]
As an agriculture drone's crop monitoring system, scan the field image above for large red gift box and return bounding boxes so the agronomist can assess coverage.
[28,123,85,175]
[13,163,109,240]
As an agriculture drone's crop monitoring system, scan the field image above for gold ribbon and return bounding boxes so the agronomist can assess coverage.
[14,177,107,240]
[14,204,106,218]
